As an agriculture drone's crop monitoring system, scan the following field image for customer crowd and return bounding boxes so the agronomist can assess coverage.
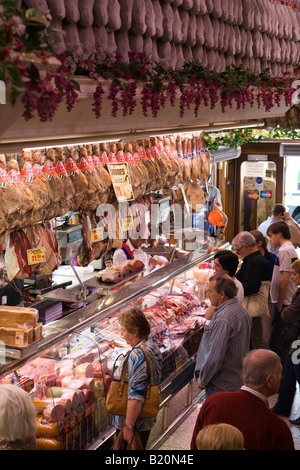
[0,204,299,452]
[191,203,300,450]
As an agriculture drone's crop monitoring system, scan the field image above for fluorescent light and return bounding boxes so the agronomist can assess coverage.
[23,138,118,151]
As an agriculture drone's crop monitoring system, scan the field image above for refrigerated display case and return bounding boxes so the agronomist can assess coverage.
[0,246,219,450]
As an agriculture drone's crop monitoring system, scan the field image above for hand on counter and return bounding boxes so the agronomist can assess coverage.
[205,305,215,320]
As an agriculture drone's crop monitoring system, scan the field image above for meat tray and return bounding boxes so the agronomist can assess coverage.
[84,270,145,290]
[43,288,84,303]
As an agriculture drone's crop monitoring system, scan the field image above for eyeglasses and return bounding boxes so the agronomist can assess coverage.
[235,245,245,255]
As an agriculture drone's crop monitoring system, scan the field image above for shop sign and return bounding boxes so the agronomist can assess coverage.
[260,190,272,199]
[244,177,255,190]
[255,176,264,190]
[248,191,259,200]
[107,162,134,201]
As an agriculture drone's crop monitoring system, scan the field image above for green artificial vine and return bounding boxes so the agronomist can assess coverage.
[205,128,300,151]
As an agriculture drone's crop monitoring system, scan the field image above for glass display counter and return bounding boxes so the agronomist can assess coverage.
[0,246,219,450]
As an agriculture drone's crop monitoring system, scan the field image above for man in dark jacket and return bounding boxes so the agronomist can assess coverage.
[232,231,270,349]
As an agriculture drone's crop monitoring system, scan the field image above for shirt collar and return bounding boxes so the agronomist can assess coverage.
[240,385,269,407]
[126,239,144,253]
[126,239,135,252]
[214,297,238,314]
[280,240,294,249]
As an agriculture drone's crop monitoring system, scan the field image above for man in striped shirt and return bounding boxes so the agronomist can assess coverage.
[194,274,252,399]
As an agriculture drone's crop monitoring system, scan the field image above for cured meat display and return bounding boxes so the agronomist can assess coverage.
[0,154,34,233]
[64,147,90,211]
[0,133,211,285]
[89,144,111,205]
[5,223,61,280]
[20,151,51,226]
[77,211,114,267]
[77,146,102,212]
[0,258,213,450]
[0,305,42,347]
[96,258,145,283]
[46,147,75,215]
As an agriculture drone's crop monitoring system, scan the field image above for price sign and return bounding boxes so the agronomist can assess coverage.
[122,217,133,232]
[27,247,46,265]
[59,347,68,358]
[107,162,134,201]
[175,354,183,370]
[71,342,84,354]
[91,227,104,243]
[20,378,34,393]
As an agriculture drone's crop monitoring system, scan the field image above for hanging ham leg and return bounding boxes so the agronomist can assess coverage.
[77,213,95,267]
[5,229,33,280]
[0,154,34,231]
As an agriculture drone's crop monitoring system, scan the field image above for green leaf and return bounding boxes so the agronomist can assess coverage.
[8,86,22,106]
[25,8,48,26]
[50,28,66,36]
[6,63,23,87]
[70,79,80,91]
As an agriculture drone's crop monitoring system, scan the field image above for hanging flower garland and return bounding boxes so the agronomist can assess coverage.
[1,1,299,123]
[0,0,78,122]
[66,50,299,120]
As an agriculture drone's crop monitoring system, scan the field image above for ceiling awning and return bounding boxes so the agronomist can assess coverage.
[279,142,300,157]
[0,77,291,153]
[210,145,242,163]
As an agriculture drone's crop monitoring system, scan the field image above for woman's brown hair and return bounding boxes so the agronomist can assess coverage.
[291,259,300,275]
[118,308,151,338]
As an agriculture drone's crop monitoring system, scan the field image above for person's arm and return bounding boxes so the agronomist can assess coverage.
[148,256,165,267]
[123,399,143,444]
[198,318,230,388]
[236,262,262,295]
[281,291,300,323]
[284,215,300,245]
[277,271,290,311]
[205,305,215,320]
[112,249,127,265]
[123,350,148,444]
[211,204,228,238]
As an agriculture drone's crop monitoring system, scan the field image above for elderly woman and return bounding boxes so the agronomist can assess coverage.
[113,308,162,449]
[0,384,37,450]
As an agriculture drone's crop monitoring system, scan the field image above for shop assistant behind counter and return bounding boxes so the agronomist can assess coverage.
[112,235,167,274]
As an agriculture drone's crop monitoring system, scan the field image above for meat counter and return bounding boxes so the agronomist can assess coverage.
[0,246,219,450]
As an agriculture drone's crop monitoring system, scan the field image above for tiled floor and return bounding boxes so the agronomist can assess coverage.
[157,385,300,450]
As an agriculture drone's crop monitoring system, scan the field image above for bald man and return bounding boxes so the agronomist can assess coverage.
[191,349,294,450]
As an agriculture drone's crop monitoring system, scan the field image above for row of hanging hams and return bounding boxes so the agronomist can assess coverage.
[1,133,210,277]
[0,133,210,235]
[98,132,210,200]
